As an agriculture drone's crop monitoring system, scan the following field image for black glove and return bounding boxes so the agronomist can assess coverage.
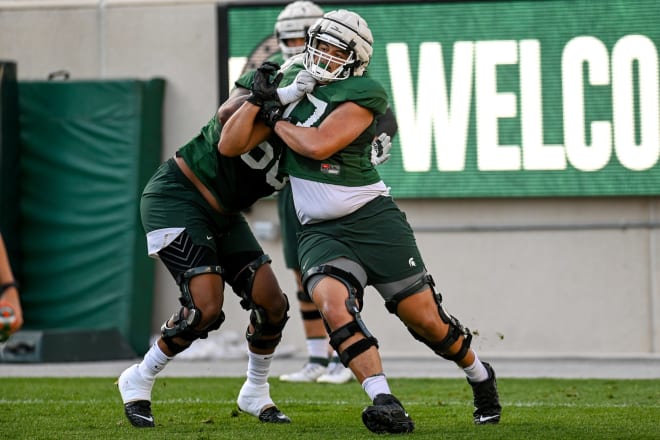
[260,104,288,129]
[247,62,283,107]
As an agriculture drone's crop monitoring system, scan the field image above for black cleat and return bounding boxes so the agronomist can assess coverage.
[123,400,155,427]
[258,406,291,423]
[361,393,415,434]
[468,362,502,425]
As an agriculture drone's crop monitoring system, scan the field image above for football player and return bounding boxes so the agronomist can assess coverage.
[219,9,501,434]
[117,62,314,428]
[265,1,398,385]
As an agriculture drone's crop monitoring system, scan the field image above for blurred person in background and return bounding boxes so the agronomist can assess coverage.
[0,233,23,341]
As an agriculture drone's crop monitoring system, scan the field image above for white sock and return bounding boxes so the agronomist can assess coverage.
[246,350,272,386]
[138,341,172,380]
[307,337,330,365]
[328,351,341,364]
[463,353,489,383]
[361,374,391,401]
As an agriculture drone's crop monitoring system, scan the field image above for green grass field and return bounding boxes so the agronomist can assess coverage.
[0,377,658,439]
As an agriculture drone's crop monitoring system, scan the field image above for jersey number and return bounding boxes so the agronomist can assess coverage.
[241,141,287,191]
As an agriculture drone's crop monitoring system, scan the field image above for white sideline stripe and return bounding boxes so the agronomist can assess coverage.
[0,398,659,408]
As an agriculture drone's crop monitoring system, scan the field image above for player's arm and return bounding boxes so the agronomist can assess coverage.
[217,86,250,125]
[268,101,373,160]
[218,99,272,157]
[220,61,309,157]
[218,65,276,156]
[0,234,23,335]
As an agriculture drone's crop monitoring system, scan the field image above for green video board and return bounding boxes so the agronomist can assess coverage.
[223,0,660,198]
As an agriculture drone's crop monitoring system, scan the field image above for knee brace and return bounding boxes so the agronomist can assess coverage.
[232,254,271,310]
[161,265,225,354]
[233,255,290,350]
[246,296,290,350]
[304,265,378,367]
[387,274,472,362]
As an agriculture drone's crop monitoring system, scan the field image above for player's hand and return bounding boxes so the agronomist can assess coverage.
[370,132,392,166]
[248,61,283,107]
[260,103,288,129]
[277,70,316,105]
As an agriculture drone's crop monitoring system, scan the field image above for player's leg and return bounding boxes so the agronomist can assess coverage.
[278,269,331,381]
[221,218,291,423]
[301,259,413,434]
[356,195,500,425]
[298,203,414,433]
[387,279,501,425]
[119,163,226,427]
[119,230,225,427]
[277,183,331,382]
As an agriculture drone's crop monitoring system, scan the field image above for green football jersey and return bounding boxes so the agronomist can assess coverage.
[175,115,285,212]
[280,76,389,187]
[267,52,286,66]
[175,65,302,212]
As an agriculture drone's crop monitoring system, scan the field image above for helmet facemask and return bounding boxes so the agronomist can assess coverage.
[302,9,373,83]
[304,33,357,82]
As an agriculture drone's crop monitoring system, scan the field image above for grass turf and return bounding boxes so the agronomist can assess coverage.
[0,377,658,439]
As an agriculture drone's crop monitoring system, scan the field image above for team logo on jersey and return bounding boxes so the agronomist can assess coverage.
[408,257,416,267]
[320,163,341,175]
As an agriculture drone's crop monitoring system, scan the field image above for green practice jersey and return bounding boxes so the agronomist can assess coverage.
[280,76,389,186]
[176,65,301,212]
[176,115,285,212]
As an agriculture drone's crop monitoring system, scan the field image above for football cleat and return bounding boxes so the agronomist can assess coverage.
[361,393,415,434]
[237,380,290,423]
[118,364,156,428]
[279,362,326,382]
[258,406,292,423]
[468,362,502,425]
[123,400,155,428]
[316,361,354,384]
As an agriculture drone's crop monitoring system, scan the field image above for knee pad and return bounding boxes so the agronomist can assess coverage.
[304,265,377,367]
[246,294,290,350]
[161,265,225,354]
[390,274,472,362]
[232,254,271,310]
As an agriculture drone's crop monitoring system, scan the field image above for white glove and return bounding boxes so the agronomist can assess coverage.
[276,70,317,105]
[370,132,392,166]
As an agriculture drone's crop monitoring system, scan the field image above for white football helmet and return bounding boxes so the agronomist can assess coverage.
[274,1,324,59]
[303,9,373,82]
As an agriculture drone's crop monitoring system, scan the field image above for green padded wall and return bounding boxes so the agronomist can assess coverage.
[17,79,165,356]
